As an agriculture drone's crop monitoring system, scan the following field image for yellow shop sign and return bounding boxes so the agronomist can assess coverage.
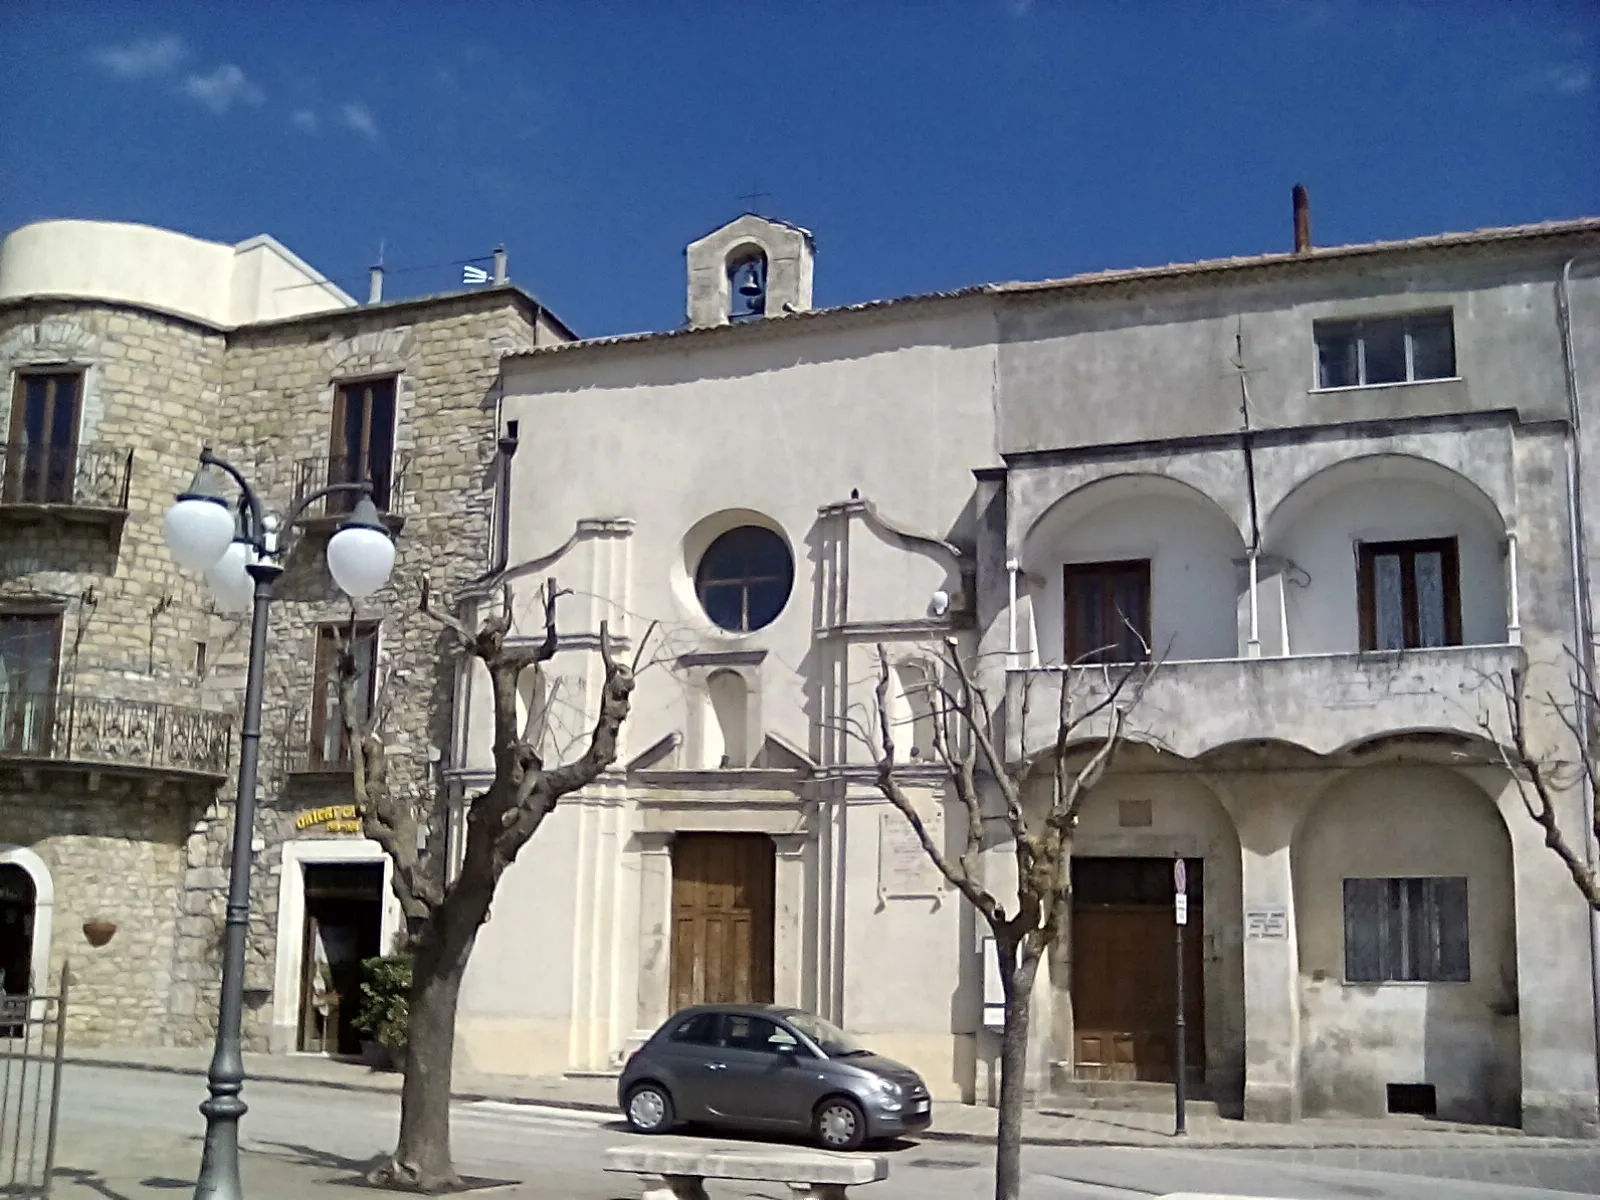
[295,804,363,835]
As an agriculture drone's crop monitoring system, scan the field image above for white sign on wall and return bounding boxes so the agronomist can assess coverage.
[1245,907,1289,940]
[879,806,945,900]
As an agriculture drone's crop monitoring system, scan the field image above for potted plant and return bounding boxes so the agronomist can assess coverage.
[352,954,411,1071]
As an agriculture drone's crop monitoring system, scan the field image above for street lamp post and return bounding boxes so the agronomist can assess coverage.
[163,447,397,1200]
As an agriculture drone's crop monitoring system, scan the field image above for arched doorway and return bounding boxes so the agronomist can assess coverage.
[0,864,34,996]
[0,847,52,998]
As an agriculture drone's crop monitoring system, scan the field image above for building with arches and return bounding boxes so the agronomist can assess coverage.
[454,208,1600,1138]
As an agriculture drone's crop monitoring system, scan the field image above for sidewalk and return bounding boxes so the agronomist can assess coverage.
[68,1043,1595,1151]
[47,1132,537,1199]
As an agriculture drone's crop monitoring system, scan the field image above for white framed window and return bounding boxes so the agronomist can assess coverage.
[1343,876,1469,983]
[1314,312,1455,389]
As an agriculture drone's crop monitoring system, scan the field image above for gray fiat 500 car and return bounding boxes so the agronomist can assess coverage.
[618,1004,931,1150]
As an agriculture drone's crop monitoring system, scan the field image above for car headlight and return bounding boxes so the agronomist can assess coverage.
[870,1077,903,1108]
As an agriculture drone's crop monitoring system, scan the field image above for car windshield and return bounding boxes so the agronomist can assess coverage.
[784,1012,868,1057]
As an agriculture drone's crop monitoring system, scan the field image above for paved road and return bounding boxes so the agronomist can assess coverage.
[52,1064,1600,1198]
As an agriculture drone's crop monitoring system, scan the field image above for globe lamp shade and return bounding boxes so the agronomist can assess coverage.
[164,496,235,572]
[327,523,396,599]
[206,541,255,614]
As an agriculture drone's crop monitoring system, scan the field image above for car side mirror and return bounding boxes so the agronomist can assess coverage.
[774,1041,801,1056]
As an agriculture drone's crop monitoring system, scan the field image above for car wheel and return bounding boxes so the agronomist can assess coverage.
[625,1082,675,1134]
[813,1095,867,1151]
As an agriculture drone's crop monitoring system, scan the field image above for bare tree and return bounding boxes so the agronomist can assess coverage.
[1488,659,1600,909]
[865,639,1151,1200]
[334,576,645,1192]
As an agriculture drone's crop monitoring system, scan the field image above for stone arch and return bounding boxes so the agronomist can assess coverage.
[1023,756,1246,1094]
[0,846,53,995]
[1021,474,1249,665]
[1262,454,1510,655]
[1290,760,1519,1125]
[724,242,769,321]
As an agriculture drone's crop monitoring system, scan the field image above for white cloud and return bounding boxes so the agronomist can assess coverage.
[93,34,188,80]
[342,101,379,142]
[291,109,319,133]
[183,64,265,114]
[1542,64,1593,95]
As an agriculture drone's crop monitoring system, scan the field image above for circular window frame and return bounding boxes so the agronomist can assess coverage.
[671,510,796,637]
[694,525,795,633]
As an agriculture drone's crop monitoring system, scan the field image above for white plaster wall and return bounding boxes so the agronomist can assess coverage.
[1022,479,1246,664]
[840,789,970,1100]
[456,803,583,1077]
[0,220,352,327]
[493,308,999,773]
[1270,473,1508,655]
[1291,765,1519,1125]
[455,308,999,1075]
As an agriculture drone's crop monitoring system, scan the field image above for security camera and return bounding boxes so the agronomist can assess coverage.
[929,589,950,617]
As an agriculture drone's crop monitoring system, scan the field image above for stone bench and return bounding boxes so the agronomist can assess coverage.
[604,1144,889,1199]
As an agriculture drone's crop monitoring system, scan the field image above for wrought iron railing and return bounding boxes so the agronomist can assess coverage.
[0,443,132,510]
[280,706,355,775]
[0,691,232,776]
[291,451,411,520]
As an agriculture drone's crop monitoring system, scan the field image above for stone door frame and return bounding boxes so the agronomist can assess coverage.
[270,838,402,1054]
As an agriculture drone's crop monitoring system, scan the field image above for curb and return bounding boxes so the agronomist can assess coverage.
[65,1056,1594,1152]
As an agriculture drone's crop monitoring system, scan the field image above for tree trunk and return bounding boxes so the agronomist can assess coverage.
[996,943,1041,1200]
[370,919,479,1192]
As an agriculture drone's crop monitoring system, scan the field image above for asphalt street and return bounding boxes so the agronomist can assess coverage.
[50,1064,1600,1199]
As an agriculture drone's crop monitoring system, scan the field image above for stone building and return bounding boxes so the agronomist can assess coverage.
[450,208,1600,1136]
[0,219,572,1052]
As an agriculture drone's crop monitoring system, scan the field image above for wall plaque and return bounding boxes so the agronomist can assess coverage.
[879,806,945,900]
[1245,907,1288,940]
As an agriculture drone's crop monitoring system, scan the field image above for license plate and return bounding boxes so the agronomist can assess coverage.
[912,1098,930,1113]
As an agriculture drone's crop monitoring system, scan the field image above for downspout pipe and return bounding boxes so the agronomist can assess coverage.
[1557,255,1600,1107]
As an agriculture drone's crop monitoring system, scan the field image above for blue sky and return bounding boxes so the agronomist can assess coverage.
[1,1,1595,338]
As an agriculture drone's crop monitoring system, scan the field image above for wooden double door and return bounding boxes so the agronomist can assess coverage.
[669,833,775,1013]
[1071,857,1205,1083]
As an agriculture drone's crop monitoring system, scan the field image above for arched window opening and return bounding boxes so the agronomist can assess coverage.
[695,526,794,633]
[891,662,939,762]
[727,250,768,322]
[705,671,750,767]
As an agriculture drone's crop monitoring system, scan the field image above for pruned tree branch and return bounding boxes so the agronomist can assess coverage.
[1488,665,1600,910]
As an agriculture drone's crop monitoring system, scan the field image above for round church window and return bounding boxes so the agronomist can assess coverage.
[695,526,794,633]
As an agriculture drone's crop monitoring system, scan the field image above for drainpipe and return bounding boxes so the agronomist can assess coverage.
[1247,553,1262,658]
[1506,533,1522,646]
[1556,255,1600,1102]
[1006,558,1020,665]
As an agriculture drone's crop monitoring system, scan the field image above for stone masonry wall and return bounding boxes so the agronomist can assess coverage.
[1,302,229,1044]
[171,296,542,1049]
[0,775,196,1044]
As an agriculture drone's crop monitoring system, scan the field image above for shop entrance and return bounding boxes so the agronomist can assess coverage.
[296,862,384,1055]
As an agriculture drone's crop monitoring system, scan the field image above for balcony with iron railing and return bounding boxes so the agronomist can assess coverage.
[0,690,233,779]
[280,706,358,779]
[291,452,411,532]
[0,443,133,526]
